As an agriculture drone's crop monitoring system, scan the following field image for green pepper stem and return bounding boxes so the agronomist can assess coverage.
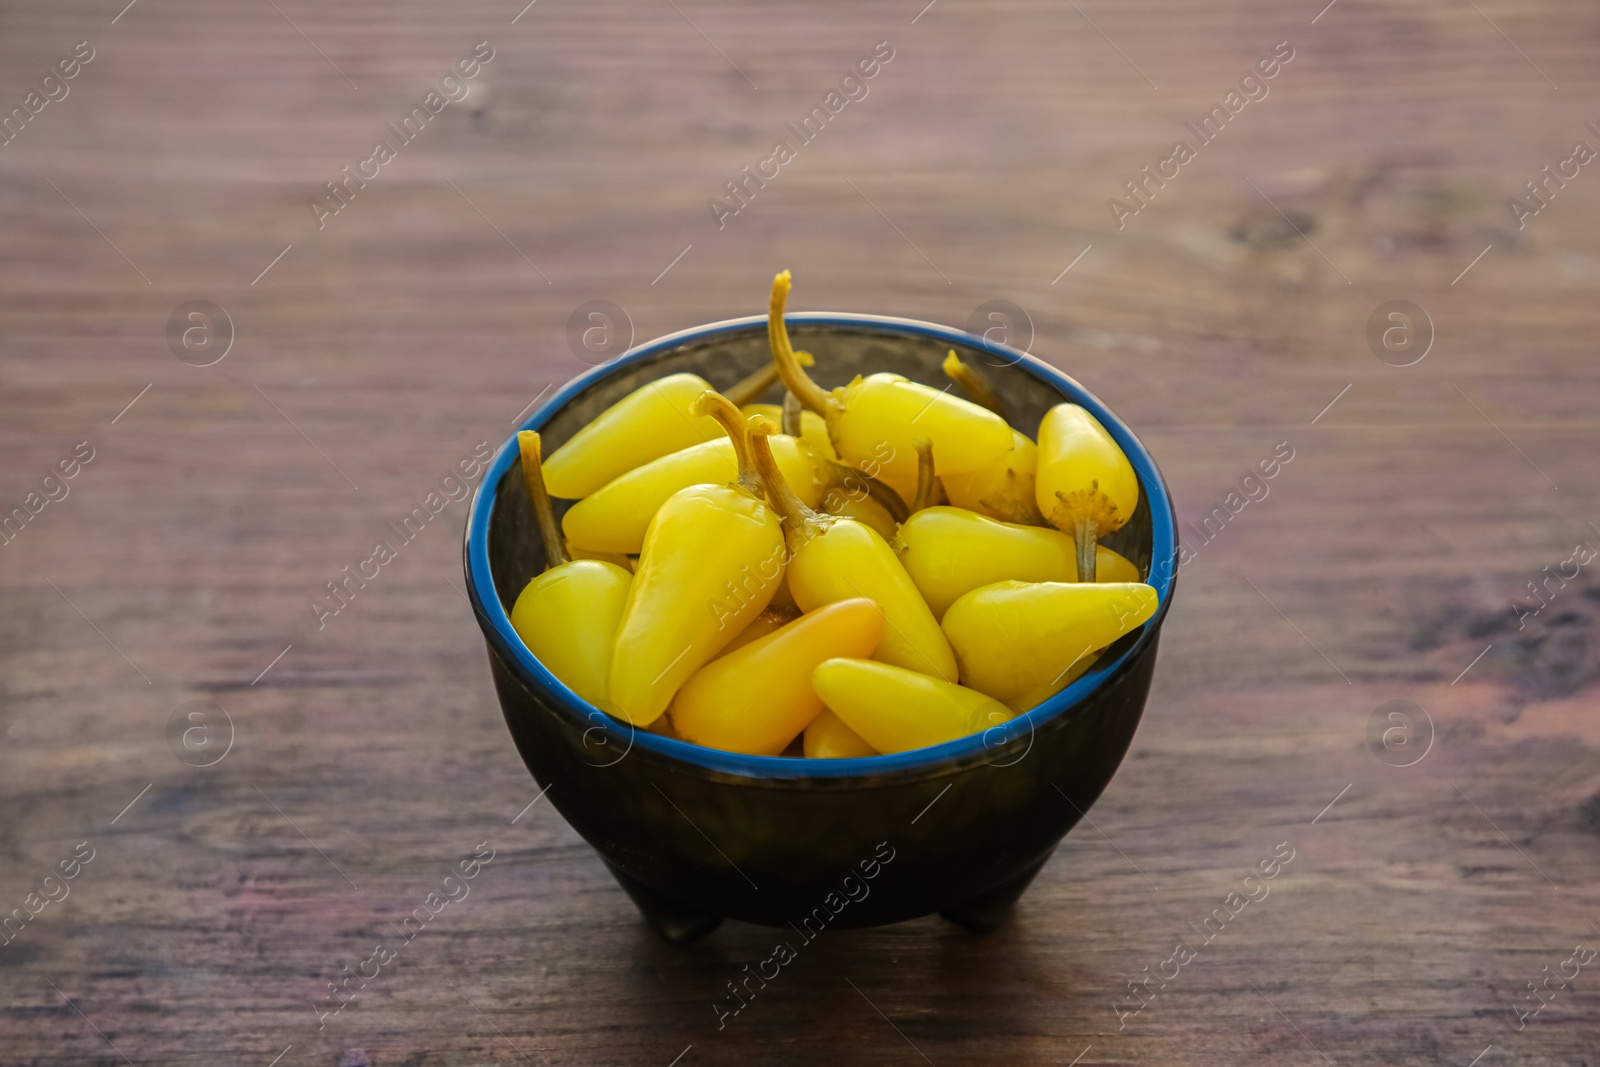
[749,423,829,552]
[1073,514,1098,583]
[768,271,835,419]
[727,352,813,409]
[693,390,762,497]
[835,464,909,523]
[517,430,570,570]
[724,362,780,409]
[912,438,936,513]
[942,350,1007,421]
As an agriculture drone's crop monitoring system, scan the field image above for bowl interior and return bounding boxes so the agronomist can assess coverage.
[468,314,1176,779]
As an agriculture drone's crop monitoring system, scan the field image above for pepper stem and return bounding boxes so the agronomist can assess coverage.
[768,271,834,418]
[724,350,811,408]
[943,350,1007,420]
[724,362,781,409]
[693,391,762,497]
[749,422,829,552]
[781,390,804,437]
[517,430,570,570]
[912,437,937,513]
[834,464,909,523]
[1050,482,1123,577]
[1073,514,1098,583]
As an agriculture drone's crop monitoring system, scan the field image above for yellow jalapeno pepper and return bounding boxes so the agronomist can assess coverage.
[608,397,786,726]
[767,271,1015,504]
[940,580,1158,710]
[1035,403,1140,582]
[894,505,1140,619]
[671,598,884,755]
[811,658,1012,754]
[508,431,633,708]
[803,708,877,758]
[539,361,789,501]
[749,425,958,682]
[542,373,719,499]
[561,431,823,555]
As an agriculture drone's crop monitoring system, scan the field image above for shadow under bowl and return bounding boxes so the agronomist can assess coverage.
[464,313,1178,942]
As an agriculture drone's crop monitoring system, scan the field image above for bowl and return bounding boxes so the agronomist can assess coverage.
[464,313,1177,942]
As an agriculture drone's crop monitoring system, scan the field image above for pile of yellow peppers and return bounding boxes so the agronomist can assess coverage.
[509,272,1160,759]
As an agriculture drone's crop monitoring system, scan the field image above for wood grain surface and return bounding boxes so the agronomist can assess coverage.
[3,0,1599,1063]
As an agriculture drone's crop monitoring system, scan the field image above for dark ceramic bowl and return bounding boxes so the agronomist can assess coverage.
[464,313,1177,942]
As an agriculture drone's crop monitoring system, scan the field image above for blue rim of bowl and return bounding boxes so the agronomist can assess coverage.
[464,312,1177,781]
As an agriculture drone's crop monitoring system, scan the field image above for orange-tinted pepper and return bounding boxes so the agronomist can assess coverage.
[671,598,883,755]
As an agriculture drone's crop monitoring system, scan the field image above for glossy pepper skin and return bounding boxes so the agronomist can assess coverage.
[941,580,1158,710]
[1035,403,1140,582]
[512,563,632,707]
[538,357,791,501]
[507,431,633,708]
[767,271,1014,504]
[793,522,955,679]
[811,658,1012,754]
[541,373,721,499]
[607,396,786,726]
[561,432,823,555]
[894,506,1140,619]
[749,426,958,682]
[803,708,877,758]
[670,598,884,755]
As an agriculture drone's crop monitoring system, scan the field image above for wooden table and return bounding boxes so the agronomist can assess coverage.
[3,0,1598,1062]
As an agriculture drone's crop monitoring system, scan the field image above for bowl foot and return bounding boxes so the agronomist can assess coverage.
[939,852,1052,933]
[604,861,723,944]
